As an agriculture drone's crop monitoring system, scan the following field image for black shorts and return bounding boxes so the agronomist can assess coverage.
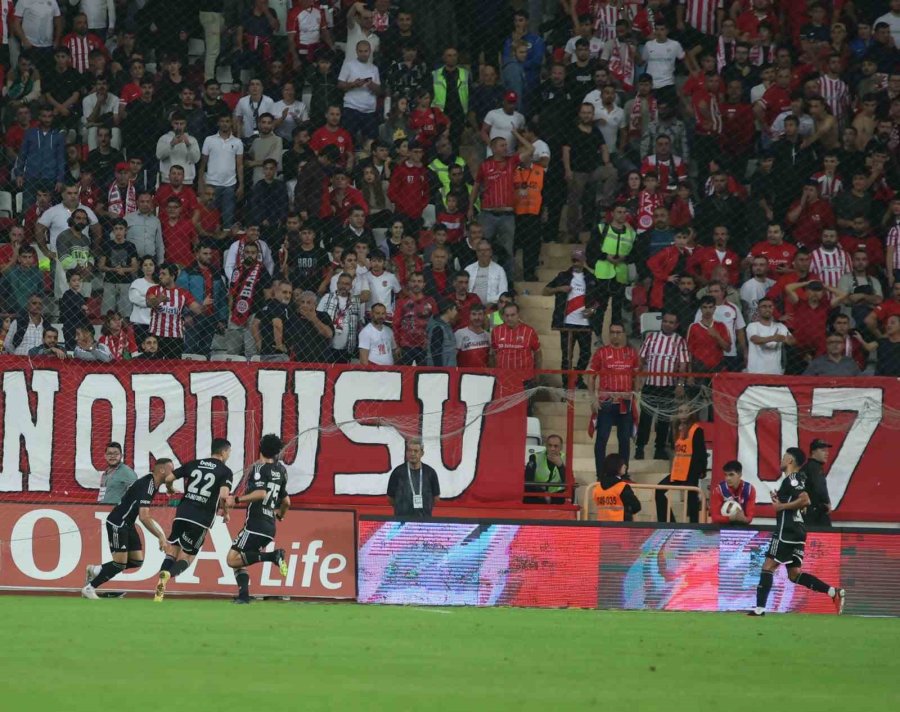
[107,522,142,553]
[231,526,274,554]
[767,537,805,568]
[167,518,209,556]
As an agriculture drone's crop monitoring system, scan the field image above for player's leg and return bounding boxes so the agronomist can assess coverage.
[227,531,287,603]
[748,539,781,616]
[83,524,131,598]
[787,564,846,614]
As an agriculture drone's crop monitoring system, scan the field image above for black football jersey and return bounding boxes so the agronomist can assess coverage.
[173,458,234,528]
[107,474,157,528]
[244,461,288,535]
[775,470,808,543]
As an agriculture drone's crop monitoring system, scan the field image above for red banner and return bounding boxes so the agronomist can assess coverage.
[0,504,357,598]
[0,358,526,508]
[712,374,898,522]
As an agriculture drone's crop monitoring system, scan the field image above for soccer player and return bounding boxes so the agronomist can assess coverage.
[225,434,291,604]
[82,459,173,600]
[154,438,234,602]
[748,447,846,616]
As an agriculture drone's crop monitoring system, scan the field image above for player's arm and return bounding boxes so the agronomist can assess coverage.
[218,484,232,522]
[138,507,167,548]
[235,489,267,505]
[770,490,810,512]
[276,496,291,521]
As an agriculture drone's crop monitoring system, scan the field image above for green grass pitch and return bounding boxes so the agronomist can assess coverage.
[2,596,898,711]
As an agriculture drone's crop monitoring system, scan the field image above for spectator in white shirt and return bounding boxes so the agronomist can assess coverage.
[481,93,526,155]
[36,183,101,254]
[156,112,202,185]
[694,281,746,370]
[81,76,120,149]
[364,249,401,319]
[70,0,115,38]
[338,39,381,143]
[746,298,794,374]
[3,294,47,356]
[358,302,397,365]
[199,115,244,228]
[345,1,379,64]
[641,21,690,94]
[13,0,62,75]
[233,78,275,139]
[585,83,625,163]
[272,80,309,142]
[465,240,508,307]
[740,256,775,322]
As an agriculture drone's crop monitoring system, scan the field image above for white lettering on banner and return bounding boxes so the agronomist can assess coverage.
[92,511,165,580]
[9,509,80,579]
[736,386,882,508]
[190,371,247,488]
[258,369,326,495]
[417,372,494,497]
[333,371,405,494]
[0,370,59,492]
[133,374,186,476]
[319,553,347,589]
[75,374,127,488]
[737,386,799,502]
[177,519,235,585]
[809,388,883,508]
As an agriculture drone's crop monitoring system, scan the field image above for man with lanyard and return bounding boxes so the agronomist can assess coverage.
[804,439,833,528]
[387,438,441,518]
[587,322,639,475]
[97,442,137,506]
[710,460,756,525]
[586,204,635,330]
[468,131,534,281]
[217,241,272,357]
[524,434,566,504]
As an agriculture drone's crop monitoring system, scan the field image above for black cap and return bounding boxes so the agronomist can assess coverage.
[810,439,832,450]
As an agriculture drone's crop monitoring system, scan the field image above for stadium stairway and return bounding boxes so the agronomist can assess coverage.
[517,243,673,522]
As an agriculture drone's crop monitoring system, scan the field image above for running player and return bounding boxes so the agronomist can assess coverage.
[81,459,173,599]
[154,438,234,602]
[749,447,846,616]
[225,434,291,604]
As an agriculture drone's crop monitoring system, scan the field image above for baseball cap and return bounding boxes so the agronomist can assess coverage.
[810,439,832,450]
[115,162,129,172]
[504,90,518,103]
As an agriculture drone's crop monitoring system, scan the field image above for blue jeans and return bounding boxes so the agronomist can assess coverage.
[594,400,632,476]
[211,184,236,228]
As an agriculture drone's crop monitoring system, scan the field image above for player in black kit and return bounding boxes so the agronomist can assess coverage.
[154,438,234,602]
[749,448,846,616]
[225,434,291,604]
[81,459,173,599]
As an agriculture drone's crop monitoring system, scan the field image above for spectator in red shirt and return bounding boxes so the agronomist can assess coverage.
[22,186,52,242]
[785,181,836,250]
[446,271,482,330]
[687,225,740,286]
[747,222,798,276]
[394,271,438,364]
[710,460,756,525]
[388,141,430,228]
[753,66,792,141]
[4,105,37,165]
[155,165,199,217]
[687,295,731,371]
[192,184,226,257]
[691,72,723,187]
[455,303,491,368]
[840,215,885,273]
[310,105,355,168]
[765,247,819,316]
[491,301,542,377]
[785,279,846,372]
[407,88,450,150]
[161,198,197,268]
[865,282,900,337]
[319,169,367,246]
[392,234,425,286]
[737,0,779,41]
[719,78,755,179]
[587,321,638,473]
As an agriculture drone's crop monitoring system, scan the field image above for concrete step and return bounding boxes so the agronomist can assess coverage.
[517,294,555,308]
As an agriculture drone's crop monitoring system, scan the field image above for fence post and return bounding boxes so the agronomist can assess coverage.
[566,369,576,505]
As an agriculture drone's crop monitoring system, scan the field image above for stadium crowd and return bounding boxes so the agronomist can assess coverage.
[1,0,899,386]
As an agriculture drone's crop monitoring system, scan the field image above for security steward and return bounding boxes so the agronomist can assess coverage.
[593,453,641,521]
[524,433,566,504]
[656,405,707,522]
[804,439,833,527]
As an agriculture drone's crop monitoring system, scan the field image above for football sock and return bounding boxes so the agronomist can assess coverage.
[235,568,250,599]
[170,560,190,578]
[160,555,175,574]
[756,571,774,609]
[90,561,127,588]
[244,551,279,566]
[260,550,279,563]
[126,559,143,570]
[795,573,831,594]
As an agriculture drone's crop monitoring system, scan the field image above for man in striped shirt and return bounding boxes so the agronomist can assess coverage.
[60,13,106,75]
[810,228,851,289]
[819,55,850,128]
[145,263,212,359]
[636,312,688,460]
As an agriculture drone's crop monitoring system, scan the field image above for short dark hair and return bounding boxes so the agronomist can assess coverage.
[259,434,283,459]
[722,460,742,473]
[699,295,716,307]
[106,442,123,452]
[211,438,232,456]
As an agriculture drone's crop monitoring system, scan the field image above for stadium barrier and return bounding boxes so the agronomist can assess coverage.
[580,482,708,523]
[357,518,900,617]
[0,503,356,599]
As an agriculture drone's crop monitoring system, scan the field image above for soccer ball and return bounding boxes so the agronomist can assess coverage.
[721,500,743,521]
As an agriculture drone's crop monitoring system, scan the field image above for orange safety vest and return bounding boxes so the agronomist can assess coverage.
[513,164,545,216]
[593,480,627,521]
[671,423,700,482]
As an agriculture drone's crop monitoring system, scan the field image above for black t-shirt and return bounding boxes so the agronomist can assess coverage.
[774,470,808,543]
[876,338,900,376]
[255,298,290,355]
[60,289,90,350]
[107,474,157,528]
[243,461,288,537]
[173,458,234,528]
[44,67,82,105]
[102,239,139,284]
[386,463,440,517]
[288,310,333,363]
[287,245,330,292]
[564,125,606,173]
[86,147,124,187]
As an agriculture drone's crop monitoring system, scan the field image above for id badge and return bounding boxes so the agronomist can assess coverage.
[412,494,424,510]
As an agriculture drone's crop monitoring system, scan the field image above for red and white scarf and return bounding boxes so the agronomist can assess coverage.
[629,95,657,139]
[636,189,663,231]
[107,181,136,218]
[749,44,775,67]
[715,37,736,73]
[607,38,634,92]
[230,261,263,326]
